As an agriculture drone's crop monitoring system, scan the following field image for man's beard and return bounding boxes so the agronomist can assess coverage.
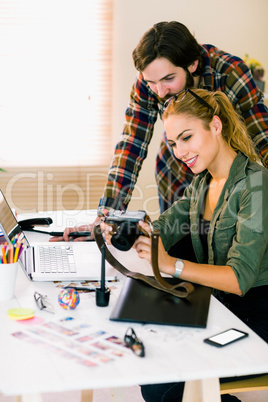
[185,69,194,88]
[158,70,195,102]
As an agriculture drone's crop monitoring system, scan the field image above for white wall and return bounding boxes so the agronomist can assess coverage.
[112,0,268,219]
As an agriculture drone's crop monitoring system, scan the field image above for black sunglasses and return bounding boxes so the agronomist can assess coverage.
[163,88,215,114]
[124,327,145,357]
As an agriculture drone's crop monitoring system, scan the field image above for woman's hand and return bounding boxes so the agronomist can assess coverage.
[133,221,152,261]
[134,221,176,276]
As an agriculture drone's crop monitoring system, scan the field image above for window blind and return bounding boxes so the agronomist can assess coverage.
[1,165,109,213]
[0,0,113,212]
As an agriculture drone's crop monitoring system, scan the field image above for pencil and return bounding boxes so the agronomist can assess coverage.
[12,234,18,246]
[17,241,26,260]
[14,244,20,263]
[1,245,7,264]
[9,244,14,263]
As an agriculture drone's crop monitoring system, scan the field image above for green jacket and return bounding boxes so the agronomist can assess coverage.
[153,153,268,295]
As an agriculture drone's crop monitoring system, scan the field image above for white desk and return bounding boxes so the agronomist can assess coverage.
[0,210,267,402]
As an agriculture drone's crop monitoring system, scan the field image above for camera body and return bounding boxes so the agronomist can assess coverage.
[105,210,147,251]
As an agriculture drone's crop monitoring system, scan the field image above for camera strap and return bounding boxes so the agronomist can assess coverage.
[94,223,194,298]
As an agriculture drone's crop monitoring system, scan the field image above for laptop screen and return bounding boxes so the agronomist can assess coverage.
[0,190,28,246]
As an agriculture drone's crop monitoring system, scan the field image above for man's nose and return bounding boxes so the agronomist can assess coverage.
[156,82,168,98]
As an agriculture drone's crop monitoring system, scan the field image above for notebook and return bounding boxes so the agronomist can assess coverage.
[0,190,117,282]
[110,276,211,328]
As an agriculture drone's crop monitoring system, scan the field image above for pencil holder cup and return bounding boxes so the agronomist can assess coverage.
[0,262,19,301]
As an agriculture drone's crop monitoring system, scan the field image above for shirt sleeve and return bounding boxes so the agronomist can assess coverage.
[219,60,268,167]
[98,73,159,213]
[226,170,268,295]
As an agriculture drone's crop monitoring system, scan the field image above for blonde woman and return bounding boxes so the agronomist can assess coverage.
[132,89,268,402]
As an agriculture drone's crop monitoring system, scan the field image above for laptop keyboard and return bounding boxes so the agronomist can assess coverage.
[39,245,76,274]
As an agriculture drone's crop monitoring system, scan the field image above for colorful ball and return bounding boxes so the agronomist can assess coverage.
[58,288,80,310]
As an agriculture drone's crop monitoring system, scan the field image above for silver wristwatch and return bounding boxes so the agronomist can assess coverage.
[173,258,184,278]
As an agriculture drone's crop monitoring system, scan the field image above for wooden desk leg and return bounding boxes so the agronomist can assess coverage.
[15,395,42,402]
[182,378,221,402]
[110,387,125,401]
[81,389,93,402]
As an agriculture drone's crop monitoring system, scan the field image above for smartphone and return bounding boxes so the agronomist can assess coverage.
[204,328,248,347]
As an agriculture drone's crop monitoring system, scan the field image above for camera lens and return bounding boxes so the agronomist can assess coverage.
[111,222,140,251]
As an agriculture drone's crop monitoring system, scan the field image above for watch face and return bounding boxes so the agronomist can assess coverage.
[173,259,184,278]
[175,259,184,270]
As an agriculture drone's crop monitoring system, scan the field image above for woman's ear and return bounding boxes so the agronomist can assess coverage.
[211,115,222,136]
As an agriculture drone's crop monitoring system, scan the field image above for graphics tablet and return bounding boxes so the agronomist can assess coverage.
[110,277,211,328]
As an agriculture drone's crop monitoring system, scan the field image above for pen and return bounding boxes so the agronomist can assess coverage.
[64,285,95,292]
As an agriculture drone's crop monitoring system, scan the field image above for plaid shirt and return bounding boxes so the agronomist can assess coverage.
[98,44,268,213]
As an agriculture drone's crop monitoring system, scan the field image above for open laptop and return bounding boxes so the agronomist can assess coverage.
[0,190,117,282]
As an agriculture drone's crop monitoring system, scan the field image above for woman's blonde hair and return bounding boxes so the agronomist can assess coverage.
[162,89,260,162]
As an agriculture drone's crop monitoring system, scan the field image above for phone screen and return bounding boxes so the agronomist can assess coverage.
[204,328,248,347]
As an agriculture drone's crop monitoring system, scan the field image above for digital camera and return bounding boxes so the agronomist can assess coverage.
[105,210,147,251]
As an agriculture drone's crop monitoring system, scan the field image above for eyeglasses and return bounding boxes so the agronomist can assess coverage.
[124,327,145,357]
[163,88,215,114]
[34,292,55,314]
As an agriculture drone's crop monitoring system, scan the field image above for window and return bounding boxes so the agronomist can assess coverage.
[0,0,113,211]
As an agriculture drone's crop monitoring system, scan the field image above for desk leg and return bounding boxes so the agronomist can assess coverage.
[182,378,221,402]
[81,389,93,402]
[110,387,125,401]
[15,395,42,402]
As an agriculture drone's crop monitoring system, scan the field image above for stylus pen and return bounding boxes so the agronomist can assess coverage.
[64,286,96,292]
[68,231,93,240]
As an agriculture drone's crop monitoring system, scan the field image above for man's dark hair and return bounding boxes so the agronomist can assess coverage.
[132,21,203,76]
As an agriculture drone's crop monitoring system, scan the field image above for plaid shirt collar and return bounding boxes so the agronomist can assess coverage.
[199,45,214,90]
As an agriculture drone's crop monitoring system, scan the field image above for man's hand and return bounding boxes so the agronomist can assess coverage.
[49,209,109,242]
[49,217,101,242]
